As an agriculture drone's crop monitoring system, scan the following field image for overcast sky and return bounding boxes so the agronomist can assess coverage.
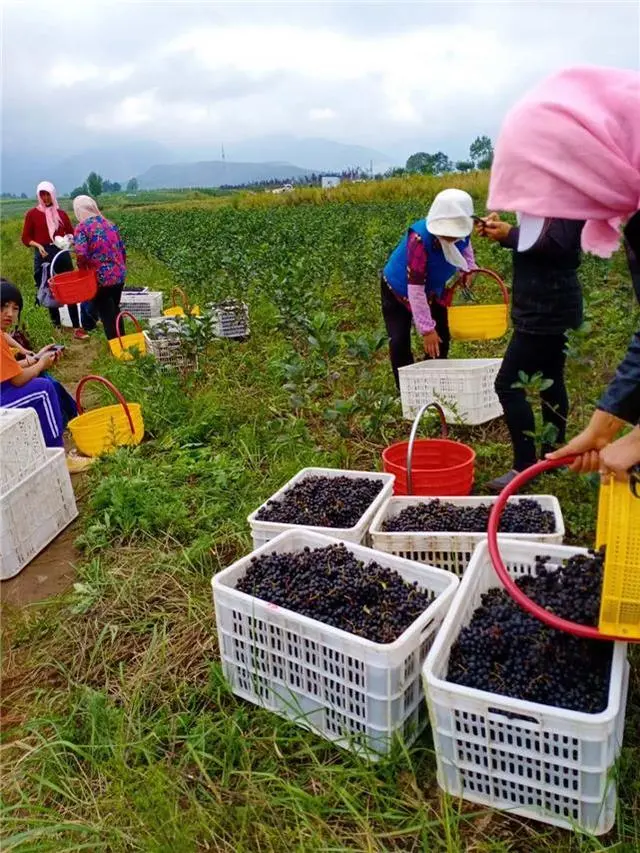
[3,0,640,164]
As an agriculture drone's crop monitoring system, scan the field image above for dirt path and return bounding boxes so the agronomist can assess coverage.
[1,516,81,607]
[2,334,101,608]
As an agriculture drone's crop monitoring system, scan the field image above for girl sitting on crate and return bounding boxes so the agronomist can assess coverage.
[0,281,91,472]
[72,196,127,342]
[479,215,584,492]
[380,189,476,389]
[21,181,89,340]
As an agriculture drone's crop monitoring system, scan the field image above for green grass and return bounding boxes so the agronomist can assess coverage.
[1,181,639,852]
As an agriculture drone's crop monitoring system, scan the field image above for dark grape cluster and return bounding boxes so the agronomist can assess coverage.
[236,543,434,643]
[255,475,384,528]
[447,549,612,713]
[382,498,555,534]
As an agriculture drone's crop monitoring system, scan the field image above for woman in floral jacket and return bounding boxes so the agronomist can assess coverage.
[72,195,127,340]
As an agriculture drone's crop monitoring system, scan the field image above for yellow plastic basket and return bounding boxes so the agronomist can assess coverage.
[68,375,144,457]
[448,268,510,341]
[597,470,640,639]
[163,286,200,318]
[109,311,147,361]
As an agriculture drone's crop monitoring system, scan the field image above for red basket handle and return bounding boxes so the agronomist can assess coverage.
[486,457,637,643]
[75,374,136,435]
[115,311,142,350]
[171,286,190,311]
[406,402,448,496]
[453,267,509,306]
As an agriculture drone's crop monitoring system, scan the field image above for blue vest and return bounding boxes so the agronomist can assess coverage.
[383,218,469,299]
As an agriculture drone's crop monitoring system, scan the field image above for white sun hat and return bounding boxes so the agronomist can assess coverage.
[516,213,546,251]
[426,188,474,238]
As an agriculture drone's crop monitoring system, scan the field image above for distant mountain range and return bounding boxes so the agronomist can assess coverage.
[137,160,313,190]
[1,136,395,195]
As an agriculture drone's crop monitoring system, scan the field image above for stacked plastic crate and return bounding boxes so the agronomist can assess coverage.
[0,407,78,580]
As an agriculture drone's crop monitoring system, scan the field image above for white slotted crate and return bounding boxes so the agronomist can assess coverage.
[0,408,47,495]
[143,331,197,372]
[248,467,395,549]
[399,358,503,424]
[209,300,250,338]
[119,289,164,319]
[369,495,564,576]
[213,529,459,756]
[1,448,78,579]
[423,539,629,835]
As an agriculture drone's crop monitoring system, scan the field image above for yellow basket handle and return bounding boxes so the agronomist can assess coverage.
[453,267,509,306]
[75,375,136,435]
[171,286,190,312]
[115,310,142,350]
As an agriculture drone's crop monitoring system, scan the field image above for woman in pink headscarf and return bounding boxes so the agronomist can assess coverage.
[21,181,88,339]
[488,65,640,479]
[72,195,127,341]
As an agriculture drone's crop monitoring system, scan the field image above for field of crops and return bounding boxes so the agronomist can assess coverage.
[1,175,639,852]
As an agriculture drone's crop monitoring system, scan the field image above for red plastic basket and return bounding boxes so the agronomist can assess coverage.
[382,402,475,496]
[49,250,97,304]
[487,457,640,643]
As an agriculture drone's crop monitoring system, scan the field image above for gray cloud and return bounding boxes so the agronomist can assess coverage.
[2,0,639,178]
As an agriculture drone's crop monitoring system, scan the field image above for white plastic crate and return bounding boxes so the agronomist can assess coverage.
[399,358,503,424]
[369,495,564,576]
[213,529,459,756]
[423,539,629,835]
[119,289,164,319]
[1,448,78,580]
[210,300,250,338]
[247,467,395,549]
[0,407,47,496]
[143,331,197,372]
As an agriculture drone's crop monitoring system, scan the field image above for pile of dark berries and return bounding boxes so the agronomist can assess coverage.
[256,475,384,528]
[236,542,434,643]
[447,549,612,713]
[382,498,555,534]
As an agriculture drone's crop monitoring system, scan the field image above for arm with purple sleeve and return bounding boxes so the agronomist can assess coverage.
[406,230,435,333]
[461,239,477,270]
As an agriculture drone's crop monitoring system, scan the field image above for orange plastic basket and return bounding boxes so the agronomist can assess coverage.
[163,286,200,318]
[448,267,509,341]
[382,402,475,495]
[597,470,640,639]
[49,249,97,304]
[109,311,147,361]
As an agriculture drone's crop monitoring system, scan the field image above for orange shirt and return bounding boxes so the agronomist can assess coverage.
[0,335,21,383]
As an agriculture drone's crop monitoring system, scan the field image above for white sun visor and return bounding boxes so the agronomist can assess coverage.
[517,214,546,251]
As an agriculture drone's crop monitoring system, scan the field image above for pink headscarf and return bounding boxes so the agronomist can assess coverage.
[36,181,61,241]
[488,66,640,258]
[72,195,102,222]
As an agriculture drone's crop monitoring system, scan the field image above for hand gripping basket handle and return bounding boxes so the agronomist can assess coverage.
[75,374,136,435]
[171,286,190,311]
[487,457,639,643]
[115,311,142,349]
[406,402,448,496]
[50,248,73,278]
[455,267,509,305]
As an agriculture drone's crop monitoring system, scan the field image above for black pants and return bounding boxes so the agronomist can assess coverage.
[495,331,569,471]
[33,245,81,328]
[380,278,450,388]
[91,284,124,340]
